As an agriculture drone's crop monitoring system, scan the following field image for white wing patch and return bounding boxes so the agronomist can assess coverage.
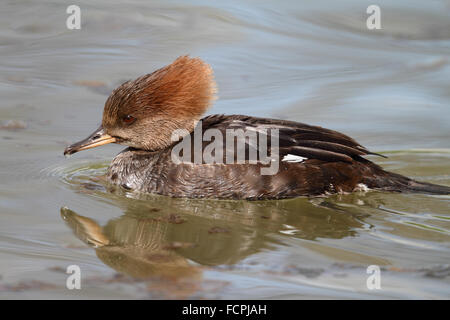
[282,154,308,163]
[354,183,370,192]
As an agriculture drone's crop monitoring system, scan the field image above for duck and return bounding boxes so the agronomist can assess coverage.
[64,56,450,199]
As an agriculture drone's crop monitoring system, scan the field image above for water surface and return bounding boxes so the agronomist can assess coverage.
[0,0,449,299]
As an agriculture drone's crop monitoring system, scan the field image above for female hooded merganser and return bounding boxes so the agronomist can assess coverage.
[64,56,450,199]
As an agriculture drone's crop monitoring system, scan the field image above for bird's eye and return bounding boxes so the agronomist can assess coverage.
[122,115,136,124]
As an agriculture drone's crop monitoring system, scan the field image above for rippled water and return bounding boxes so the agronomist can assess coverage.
[0,0,449,299]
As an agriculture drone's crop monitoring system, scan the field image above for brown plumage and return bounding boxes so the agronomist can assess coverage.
[102,56,216,150]
[64,56,450,199]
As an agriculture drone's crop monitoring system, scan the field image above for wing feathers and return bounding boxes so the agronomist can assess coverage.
[201,115,383,164]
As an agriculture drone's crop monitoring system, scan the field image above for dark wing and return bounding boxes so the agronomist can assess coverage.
[201,114,385,164]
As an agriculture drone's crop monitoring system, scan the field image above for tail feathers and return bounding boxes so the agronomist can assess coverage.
[402,180,450,195]
[367,171,450,195]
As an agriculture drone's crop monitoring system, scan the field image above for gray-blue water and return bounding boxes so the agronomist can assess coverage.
[0,0,449,299]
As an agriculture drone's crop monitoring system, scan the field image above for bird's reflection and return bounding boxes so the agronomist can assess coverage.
[61,180,373,286]
[61,207,202,282]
